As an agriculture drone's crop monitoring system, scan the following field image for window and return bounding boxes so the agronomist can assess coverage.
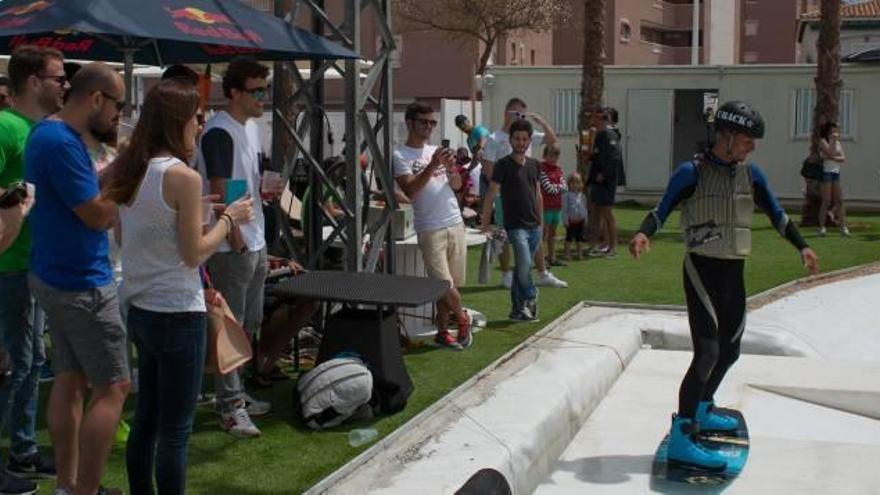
[530,49,536,65]
[742,51,758,63]
[793,88,855,139]
[511,42,517,64]
[744,20,758,37]
[552,89,581,136]
[620,19,632,43]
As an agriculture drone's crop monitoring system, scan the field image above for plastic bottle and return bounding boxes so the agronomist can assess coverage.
[348,428,378,447]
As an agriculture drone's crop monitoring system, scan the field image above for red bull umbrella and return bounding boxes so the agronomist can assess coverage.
[0,0,359,64]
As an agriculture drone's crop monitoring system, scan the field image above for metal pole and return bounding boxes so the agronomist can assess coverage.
[123,49,135,118]
[381,0,394,274]
[691,0,700,65]
[310,0,326,269]
[344,0,363,272]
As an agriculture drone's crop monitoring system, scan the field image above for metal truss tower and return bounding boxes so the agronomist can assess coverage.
[271,0,396,273]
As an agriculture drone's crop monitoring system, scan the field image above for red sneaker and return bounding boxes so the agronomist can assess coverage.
[434,331,463,350]
[456,312,473,348]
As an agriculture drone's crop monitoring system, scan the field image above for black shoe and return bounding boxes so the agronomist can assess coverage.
[508,307,537,322]
[0,470,36,494]
[549,259,567,267]
[6,452,55,480]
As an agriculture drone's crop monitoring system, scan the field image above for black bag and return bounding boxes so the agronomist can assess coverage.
[800,157,823,181]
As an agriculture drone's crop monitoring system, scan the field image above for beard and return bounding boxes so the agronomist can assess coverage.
[88,113,118,145]
[38,90,62,115]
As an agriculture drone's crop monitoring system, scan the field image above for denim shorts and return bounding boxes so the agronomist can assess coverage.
[820,172,840,183]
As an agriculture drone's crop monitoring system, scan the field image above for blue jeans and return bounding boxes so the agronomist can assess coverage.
[126,306,207,495]
[506,227,542,312]
[0,271,45,460]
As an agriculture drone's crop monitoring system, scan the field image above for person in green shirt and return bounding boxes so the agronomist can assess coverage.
[0,45,68,492]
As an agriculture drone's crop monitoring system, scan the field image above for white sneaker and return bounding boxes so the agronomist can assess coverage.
[501,271,513,289]
[817,227,827,236]
[536,270,568,288]
[221,407,261,438]
[840,227,851,238]
[243,393,271,417]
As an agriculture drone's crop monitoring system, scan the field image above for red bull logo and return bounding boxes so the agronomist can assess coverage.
[166,5,262,44]
[1,0,52,16]
[165,7,232,25]
[0,0,52,29]
[8,35,95,55]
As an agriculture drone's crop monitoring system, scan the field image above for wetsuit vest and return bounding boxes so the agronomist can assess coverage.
[680,158,754,259]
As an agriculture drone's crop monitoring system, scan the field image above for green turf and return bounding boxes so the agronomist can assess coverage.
[26,206,880,493]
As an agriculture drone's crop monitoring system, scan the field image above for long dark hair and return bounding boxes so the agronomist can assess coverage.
[103,80,199,204]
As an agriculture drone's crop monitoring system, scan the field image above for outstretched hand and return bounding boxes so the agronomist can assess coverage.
[629,233,651,260]
[801,247,819,276]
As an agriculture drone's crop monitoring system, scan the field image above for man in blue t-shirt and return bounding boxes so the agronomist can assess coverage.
[25,62,129,495]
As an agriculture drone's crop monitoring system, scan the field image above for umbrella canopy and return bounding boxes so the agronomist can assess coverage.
[0,0,359,64]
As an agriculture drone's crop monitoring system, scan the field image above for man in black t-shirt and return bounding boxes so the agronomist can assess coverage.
[479,120,543,321]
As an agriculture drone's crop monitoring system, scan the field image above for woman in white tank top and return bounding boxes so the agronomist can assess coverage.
[102,80,253,495]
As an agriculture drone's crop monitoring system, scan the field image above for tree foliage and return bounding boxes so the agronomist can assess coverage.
[394,0,569,75]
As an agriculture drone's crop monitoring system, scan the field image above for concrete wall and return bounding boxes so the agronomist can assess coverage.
[706,0,740,64]
[482,63,880,203]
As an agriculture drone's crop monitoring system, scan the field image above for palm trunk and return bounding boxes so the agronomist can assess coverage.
[802,0,841,226]
[578,0,605,177]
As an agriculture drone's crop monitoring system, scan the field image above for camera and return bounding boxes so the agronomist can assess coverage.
[441,139,450,149]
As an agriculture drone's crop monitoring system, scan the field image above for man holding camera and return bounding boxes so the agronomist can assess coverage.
[0,46,68,494]
[482,98,566,289]
[394,102,472,350]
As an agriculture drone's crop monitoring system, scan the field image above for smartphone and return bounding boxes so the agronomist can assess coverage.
[0,182,27,208]
[224,179,248,206]
[441,139,450,149]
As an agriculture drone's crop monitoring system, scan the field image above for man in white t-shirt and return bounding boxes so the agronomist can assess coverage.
[394,102,473,350]
[482,97,568,289]
[196,57,273,438]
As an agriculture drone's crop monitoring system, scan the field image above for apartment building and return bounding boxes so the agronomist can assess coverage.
[554,0,799,66]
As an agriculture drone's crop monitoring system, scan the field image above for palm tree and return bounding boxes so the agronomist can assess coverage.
[578,0,605,177]
[802,0,841,225]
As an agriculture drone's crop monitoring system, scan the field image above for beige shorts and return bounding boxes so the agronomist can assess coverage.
[417,222,466,288]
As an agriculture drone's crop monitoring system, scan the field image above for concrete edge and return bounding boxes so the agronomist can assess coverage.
[746,261,880,309]
[304,301,589,494]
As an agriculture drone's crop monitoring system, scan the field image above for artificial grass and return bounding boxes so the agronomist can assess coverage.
[27,206,880,493]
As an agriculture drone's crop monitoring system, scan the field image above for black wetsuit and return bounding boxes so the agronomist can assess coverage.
[638,151,808,418]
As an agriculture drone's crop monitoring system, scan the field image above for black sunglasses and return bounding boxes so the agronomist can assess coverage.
[101,92,126,112]
[241,86,268,100]
[39,74,68,86]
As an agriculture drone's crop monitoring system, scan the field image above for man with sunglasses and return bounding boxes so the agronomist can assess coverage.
[25,62,129,495]
[0,45,69,495]
[195,57,273,438]
[394,101,473,350]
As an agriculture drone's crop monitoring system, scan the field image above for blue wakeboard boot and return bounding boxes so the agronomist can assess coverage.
[696,400,738,432]
[668,414,727,472]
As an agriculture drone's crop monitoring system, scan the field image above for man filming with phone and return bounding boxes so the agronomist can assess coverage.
[394,101,473,350]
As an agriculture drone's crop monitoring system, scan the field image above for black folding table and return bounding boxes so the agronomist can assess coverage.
[267,271,449,413]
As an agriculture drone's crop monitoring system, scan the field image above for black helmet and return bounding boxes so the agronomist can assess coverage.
[714,101,765,139]
[454,114,469,128]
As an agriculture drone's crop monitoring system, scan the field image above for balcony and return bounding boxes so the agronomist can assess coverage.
[637,41,703,65]
[648,0,698,30]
